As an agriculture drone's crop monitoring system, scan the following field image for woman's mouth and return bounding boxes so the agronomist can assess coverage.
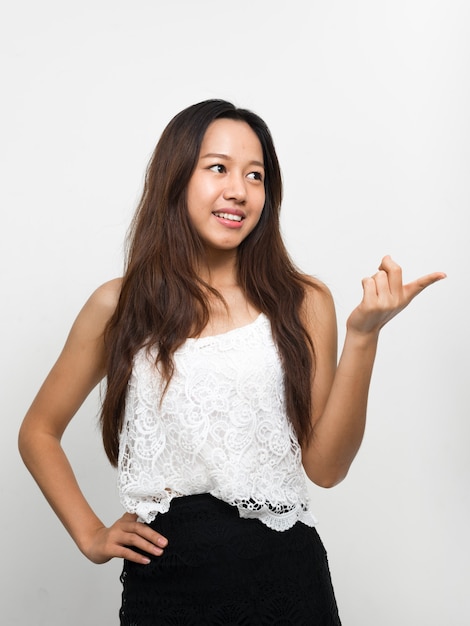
[212,211,244,223]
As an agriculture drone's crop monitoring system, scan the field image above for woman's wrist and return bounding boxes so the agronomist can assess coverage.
[344,325,380,350]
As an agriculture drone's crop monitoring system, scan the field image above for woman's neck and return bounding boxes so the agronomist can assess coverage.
[194,250,261,337]
[197,249,238,289]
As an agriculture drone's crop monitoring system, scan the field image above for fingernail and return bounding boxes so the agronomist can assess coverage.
[142,557,151,565]
[153,547,163,556]
[157,537,168,547]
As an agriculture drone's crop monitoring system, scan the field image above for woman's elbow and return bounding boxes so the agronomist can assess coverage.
[18,420,34,463]
[304,464,349,489]
[18,417,51,464]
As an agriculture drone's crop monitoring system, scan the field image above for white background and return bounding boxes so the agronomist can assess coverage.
[1,1,469,624]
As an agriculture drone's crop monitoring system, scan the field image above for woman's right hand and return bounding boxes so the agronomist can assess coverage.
[82,512,168,565]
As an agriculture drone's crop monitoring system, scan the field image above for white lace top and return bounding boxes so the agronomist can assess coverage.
[118,313,317,531]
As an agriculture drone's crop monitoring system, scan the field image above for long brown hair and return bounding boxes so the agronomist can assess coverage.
[101,99,317,466]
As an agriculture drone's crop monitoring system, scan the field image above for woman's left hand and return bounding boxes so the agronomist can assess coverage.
[346,255,446,336]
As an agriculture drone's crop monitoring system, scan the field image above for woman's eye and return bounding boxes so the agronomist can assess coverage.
[209,164,226,173]
[248,171,263,181]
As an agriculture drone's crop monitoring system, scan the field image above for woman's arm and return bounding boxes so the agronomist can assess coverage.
[301,256,446,487]
[18,279,168,565]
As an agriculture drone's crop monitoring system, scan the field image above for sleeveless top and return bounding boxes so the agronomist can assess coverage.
[118,313,317,531]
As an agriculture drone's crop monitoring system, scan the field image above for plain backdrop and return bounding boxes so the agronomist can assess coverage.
[1,1,469,624]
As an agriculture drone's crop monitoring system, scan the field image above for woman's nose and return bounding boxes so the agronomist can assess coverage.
[223,174,246,203]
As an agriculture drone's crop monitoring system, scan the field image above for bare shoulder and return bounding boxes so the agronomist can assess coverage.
[301,275,336,326]
[20,278,124,433]
[70,278,123,341]
[83,277,122,315]
[88,277,122,311]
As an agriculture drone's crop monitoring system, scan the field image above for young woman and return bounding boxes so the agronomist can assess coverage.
[19,99,445,625]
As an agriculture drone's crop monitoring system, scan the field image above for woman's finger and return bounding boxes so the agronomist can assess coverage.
[118,545,153,565]
[349,262,446,335]
[378,255,403,295]
[120,518,167,544]
[92,514,170,564]
[372,270,392,298]
[403,271,447,303]
[119,532,165,559]
[118,513,168,545]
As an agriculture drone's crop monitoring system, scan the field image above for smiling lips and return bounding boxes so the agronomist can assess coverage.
[212,209,245,228]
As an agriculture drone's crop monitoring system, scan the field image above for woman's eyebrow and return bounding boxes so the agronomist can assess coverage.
[200,152,264,168]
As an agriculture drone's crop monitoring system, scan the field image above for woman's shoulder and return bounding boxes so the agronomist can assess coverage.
[300,274,334,306]
[299,274,336,329]
[88,277,123,311]
[74,278,123,333]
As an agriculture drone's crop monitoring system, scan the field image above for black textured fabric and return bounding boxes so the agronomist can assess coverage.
[119,494,341,625]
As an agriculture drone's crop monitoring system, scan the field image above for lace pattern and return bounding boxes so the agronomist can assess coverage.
[118,314,316,530]
[119,495,341,625]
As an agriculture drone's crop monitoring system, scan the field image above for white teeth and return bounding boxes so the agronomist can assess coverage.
[213,212,243,222]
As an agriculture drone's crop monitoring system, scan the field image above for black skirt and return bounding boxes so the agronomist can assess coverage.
[119,494,341,625]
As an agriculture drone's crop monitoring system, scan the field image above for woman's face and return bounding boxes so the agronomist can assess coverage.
[186,118,266,254]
